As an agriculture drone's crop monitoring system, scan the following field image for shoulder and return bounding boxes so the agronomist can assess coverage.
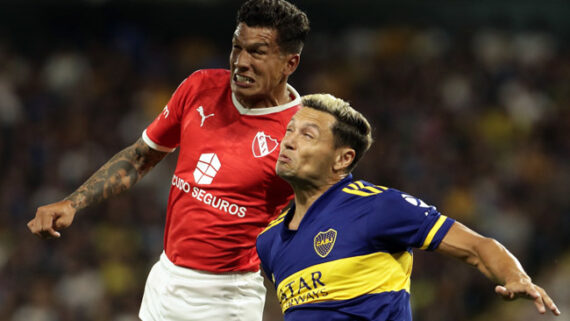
[258,209,289,238]
[338,179,432,214]
[191,68,230,81]
[181,69,230,92]
[340,179,390,198]
[336,179,393,209]
[369,187,436,217]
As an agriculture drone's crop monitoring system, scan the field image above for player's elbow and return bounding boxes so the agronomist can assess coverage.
[457,236,489,266]
[468,236,502,268]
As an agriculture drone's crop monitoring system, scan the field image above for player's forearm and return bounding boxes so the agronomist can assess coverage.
[472,237,530,285]
[64,138,167,211]
[437,223,530,285]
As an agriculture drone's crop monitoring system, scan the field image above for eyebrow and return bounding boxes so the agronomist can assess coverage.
[289,117,321,129]
[233,38,270,49]
[251,42,270,49]
[301,123,321,133]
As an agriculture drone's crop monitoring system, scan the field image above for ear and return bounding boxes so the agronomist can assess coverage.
[283,53,300,77]
[333,147,356,173]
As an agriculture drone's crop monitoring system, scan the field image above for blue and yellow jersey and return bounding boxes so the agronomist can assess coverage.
[256,174,455,321]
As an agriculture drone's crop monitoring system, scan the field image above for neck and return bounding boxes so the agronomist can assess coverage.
[287,173,347,230]
[238,82,290,109]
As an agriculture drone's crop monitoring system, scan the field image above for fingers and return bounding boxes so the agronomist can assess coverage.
[537,287,561,316]
[494,285,515,300]
[27,217,61,239]
[532,291,547,314]
[28,204,70,239]
[496,284,561,316]
[41,227,61,239]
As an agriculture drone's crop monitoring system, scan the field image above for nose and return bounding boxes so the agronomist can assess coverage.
[234,51,251,70]
[281,132,296,151]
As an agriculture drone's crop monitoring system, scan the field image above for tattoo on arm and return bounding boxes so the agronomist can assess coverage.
[64,138,168,211]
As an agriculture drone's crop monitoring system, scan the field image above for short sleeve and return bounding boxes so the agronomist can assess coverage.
[143,73,199,151]
[368,190,455,251]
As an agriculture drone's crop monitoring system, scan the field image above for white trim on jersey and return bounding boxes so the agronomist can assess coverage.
[142,129,177,152]
[231,84,301,115]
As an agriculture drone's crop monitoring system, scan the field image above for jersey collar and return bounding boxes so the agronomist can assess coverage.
[282,174,354,237]
[231,84,301,115]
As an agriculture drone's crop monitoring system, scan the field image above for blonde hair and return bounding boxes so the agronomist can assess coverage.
[301,94,373,172]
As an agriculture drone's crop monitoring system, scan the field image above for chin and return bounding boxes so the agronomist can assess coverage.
[234,89,257,105]
[276,168,292,180]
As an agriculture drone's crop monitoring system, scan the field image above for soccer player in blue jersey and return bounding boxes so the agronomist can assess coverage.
[256,93,561,320]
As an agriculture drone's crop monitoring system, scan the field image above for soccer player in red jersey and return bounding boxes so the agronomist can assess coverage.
[27,0,310,320]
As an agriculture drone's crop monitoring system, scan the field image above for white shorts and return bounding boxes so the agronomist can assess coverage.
[139,252,266,321]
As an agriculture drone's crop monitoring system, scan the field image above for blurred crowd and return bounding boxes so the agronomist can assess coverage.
[1,4,569,321]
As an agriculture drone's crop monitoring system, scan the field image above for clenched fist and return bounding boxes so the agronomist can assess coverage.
[28,200,76,238]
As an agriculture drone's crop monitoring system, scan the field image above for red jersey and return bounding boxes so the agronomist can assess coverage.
[142,69,299,272]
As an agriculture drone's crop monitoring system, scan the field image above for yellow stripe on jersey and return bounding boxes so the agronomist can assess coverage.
[342,181,387,197]
[420,215,448,250]
[276,251,412,312]
[259,210,289,236]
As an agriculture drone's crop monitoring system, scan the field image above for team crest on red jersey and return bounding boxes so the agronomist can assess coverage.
[252,131,278,158]
[314,229,337,258]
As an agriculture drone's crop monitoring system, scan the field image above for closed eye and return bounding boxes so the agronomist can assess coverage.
[303,132,315,139]
[251,49,265,56]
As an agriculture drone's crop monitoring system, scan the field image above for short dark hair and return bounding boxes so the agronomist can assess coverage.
[236,0,310,54]
[301,94,373,172]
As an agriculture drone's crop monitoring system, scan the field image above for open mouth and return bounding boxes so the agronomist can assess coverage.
[234,74,254,84]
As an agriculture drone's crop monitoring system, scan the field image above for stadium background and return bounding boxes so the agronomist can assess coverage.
[0,0,569,320]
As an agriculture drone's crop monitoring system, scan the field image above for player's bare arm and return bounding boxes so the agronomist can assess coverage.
[28,138,168,239]
[64,138,167,210]
[436,222,561,316]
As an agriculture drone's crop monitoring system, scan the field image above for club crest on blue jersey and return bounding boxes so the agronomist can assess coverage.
[314,229,337,258]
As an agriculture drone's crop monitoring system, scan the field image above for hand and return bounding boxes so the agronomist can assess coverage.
[495,279,561,316]
[27,200,76,239]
